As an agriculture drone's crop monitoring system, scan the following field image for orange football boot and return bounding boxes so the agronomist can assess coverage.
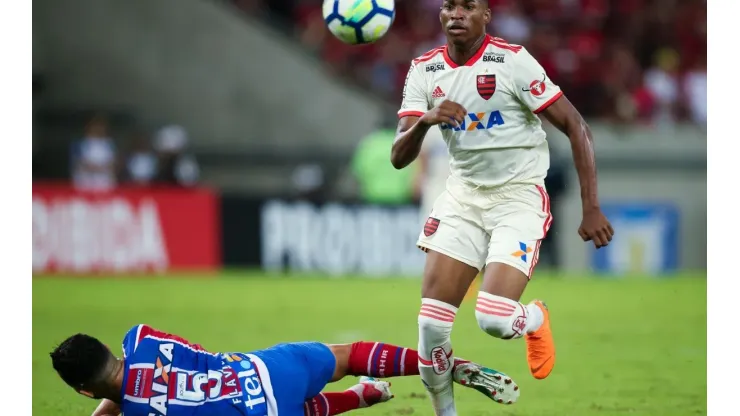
[525,300,555,379]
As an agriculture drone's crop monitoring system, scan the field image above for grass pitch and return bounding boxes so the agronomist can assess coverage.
[33,272,706,415]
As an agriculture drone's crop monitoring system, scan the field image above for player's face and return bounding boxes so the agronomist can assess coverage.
[440,0,491,44]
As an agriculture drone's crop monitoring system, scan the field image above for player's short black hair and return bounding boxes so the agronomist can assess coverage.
[50,333,112,389]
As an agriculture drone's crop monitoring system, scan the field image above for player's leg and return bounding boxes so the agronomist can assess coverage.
[303,378,393,416]
[416,190,489,415]
[247,343,394,416]
[328,342,418,381]
[417,250,479,415]
[324,343,519,405]
[475,184,555,379]
[296,343,395,416]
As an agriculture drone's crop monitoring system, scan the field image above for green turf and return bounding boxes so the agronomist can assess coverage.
[33,273,707,415]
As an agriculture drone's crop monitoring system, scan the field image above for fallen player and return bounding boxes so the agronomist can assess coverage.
[50,324,520,415]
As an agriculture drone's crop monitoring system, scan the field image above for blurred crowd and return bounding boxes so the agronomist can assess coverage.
[234,0,706,126]
[71,115,200,191]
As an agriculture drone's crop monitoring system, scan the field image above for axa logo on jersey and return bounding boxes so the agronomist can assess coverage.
[440,110,505,131]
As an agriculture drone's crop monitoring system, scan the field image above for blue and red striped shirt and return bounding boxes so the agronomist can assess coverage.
[120,324,275,416]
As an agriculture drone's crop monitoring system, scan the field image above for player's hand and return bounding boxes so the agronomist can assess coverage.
[91,399,120,416]
[578,207,614,249]
[420,100,467,127]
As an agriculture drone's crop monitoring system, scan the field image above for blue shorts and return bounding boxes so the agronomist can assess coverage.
[249,342,336,416]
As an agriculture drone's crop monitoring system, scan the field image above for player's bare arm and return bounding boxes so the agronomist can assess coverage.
[540,96,614,248]
[91,399,120,416]
[413,147,429,200]
[391,100,466,169]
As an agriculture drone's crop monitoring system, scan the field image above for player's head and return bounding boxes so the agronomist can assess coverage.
[50,333,122,400]
[440,0,491,46]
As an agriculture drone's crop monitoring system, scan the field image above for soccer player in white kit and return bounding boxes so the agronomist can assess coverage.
[391,1,614,414]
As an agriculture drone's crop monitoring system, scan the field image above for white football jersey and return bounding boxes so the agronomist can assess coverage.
[398,35,564,188]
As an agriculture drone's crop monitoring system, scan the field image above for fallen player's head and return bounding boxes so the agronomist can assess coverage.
[440,0,491,45]
[50,333,122,400]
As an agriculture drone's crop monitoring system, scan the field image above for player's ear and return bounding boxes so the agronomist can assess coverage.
[483,7,492,25]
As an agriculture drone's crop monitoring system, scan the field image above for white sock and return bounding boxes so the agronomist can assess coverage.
[418,298,458,416]
[475,292,544,339]
[525,302,544,334]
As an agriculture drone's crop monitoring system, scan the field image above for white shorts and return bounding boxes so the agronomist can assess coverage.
[418,176,553,277]
[419,180,447,227]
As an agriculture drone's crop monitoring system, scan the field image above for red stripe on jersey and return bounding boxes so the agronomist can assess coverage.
[527,185,552,279]
[413,47,445,65]
[398,111,425,119]
[443,35,492,68]
[527,240,542,279]
[533,91,564,114]
[125,367,155,398]
[536,185,553,236]
[137,325,208,352]
[490,37,523,53]
[167,370,178,400]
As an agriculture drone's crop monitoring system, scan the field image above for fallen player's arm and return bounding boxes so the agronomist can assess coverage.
[91,398,120,416]
[391,115,431,169]
[539,95,599,211]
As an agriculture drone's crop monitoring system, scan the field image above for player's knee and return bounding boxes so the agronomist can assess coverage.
[474,293,523,340]
[417,299,457,344]
[475,309,513,338]
[326,344,351,381]
[418,313,449,337]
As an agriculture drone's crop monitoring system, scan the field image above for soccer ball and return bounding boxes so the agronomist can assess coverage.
[322,0,396,45]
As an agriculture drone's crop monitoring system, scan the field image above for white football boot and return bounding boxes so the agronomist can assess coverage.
[452,360,520,405]
[346,376,394,408]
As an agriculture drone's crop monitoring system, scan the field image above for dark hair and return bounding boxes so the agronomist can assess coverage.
[50,334,112,389]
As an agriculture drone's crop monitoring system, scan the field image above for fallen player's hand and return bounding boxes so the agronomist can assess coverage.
[91,399,120,416]
[420,100,467,127]
[578,207,614,249]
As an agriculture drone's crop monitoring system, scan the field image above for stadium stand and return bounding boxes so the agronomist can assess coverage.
[233,0,707,125]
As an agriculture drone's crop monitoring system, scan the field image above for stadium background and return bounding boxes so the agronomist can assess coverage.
[32,0,706,415]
